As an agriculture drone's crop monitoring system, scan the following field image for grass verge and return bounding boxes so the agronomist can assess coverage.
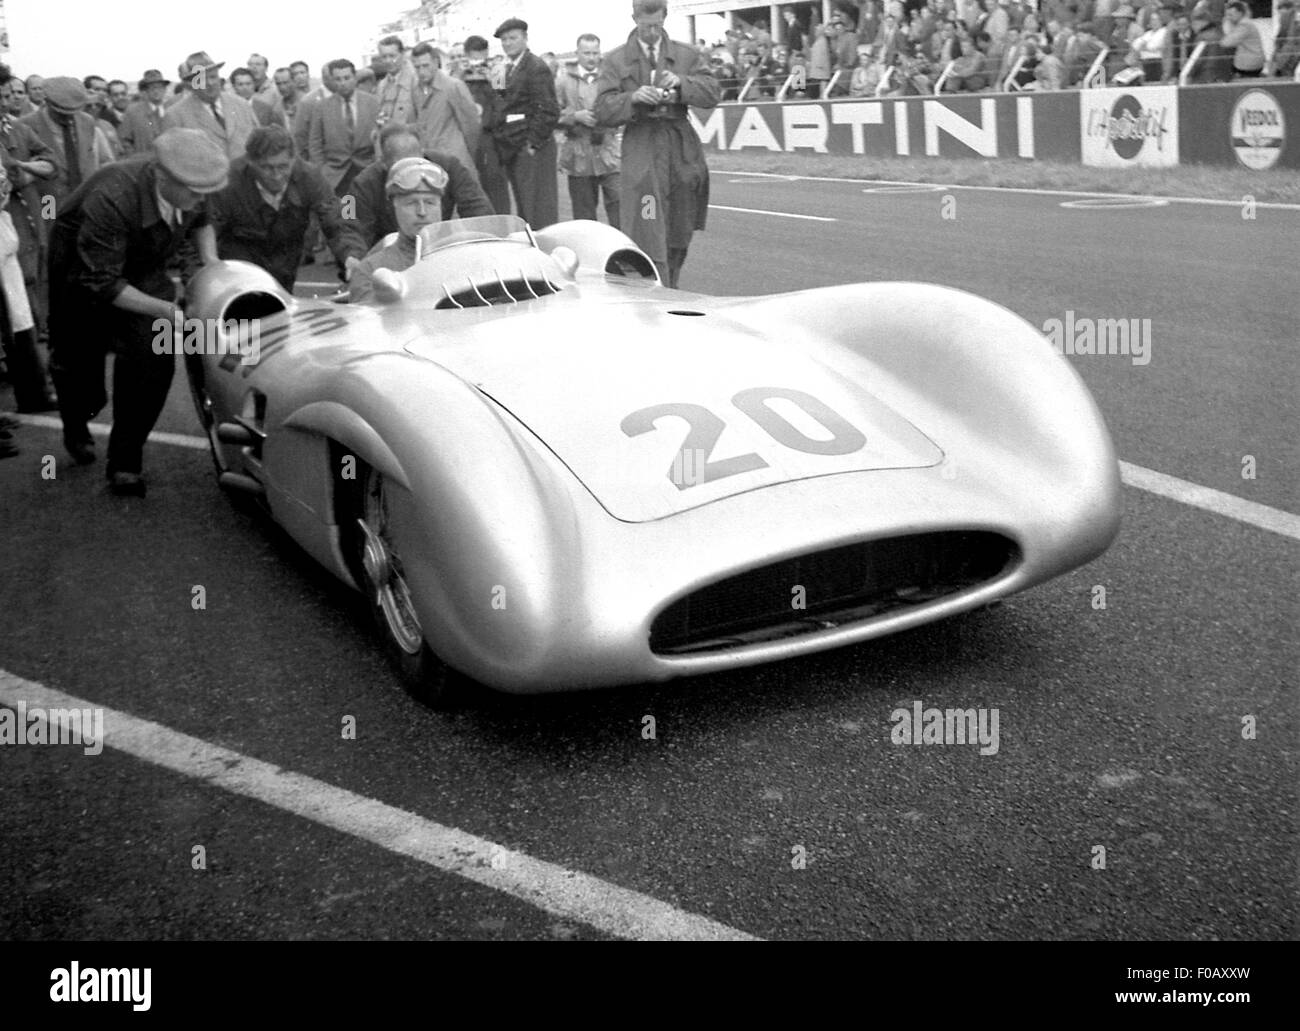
[709,151,1300,204]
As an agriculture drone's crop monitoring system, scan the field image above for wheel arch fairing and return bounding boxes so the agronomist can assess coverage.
[272,352,593,682]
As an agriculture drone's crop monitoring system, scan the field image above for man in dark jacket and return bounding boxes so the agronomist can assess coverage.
[492,18,560,229]
[594,0,721,288]
[48,128,227,495]
[339,123,493,262]
[208,125,351,291]
[458,35,510,215]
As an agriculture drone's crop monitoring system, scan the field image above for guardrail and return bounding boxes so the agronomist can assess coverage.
[1178,41,1208,86]
[1083,48,1110,88]
[933,60,957,94]
[1003,55,1027,92]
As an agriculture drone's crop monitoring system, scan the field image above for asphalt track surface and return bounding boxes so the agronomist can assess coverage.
[1,170,1296,941]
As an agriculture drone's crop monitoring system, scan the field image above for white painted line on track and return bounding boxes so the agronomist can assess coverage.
[714,169,1300,211]
[860,184,946,194]
[1060,197,1170,209]
[1119,461,1300,542]
[708,203,837,222]
[13,414,1295,541]
[0,670,760,942]
[14,414,209,451]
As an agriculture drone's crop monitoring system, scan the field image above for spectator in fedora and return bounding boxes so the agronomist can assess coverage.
[48,127,228,495]
[119,70,170,155]
[162,51,258,160]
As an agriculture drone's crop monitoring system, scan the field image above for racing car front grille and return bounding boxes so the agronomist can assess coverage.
[435,272,562,309]
[650,532,1018,655]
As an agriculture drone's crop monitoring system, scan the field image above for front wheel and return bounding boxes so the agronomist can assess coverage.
[348,462,461,708]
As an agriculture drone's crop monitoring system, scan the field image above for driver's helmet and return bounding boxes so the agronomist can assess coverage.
[385,157,449,198]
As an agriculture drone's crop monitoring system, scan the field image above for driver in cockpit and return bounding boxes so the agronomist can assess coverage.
[347,157,449,304]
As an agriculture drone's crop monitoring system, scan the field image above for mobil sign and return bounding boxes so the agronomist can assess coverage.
[1080,86,1178,168]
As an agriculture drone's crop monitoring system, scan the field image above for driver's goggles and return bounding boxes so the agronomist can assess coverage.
[386,160,450,196]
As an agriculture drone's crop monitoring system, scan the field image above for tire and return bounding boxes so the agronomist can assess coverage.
[345,459,462,708]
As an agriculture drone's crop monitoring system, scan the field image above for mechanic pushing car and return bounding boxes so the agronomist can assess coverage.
[347,157,448,304]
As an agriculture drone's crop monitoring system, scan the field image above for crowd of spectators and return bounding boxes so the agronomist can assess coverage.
[0,0,726,484]
[697,0,1300,98]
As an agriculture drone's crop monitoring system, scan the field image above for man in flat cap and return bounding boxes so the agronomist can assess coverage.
[162,51,258,160]
[492,17,559,229]
[119,70,171,156]
[48,127,228,496]
[595,0,721,287]
[348,157,447,304]
[18,76,110,210]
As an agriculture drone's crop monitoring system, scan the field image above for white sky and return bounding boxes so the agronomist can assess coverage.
[2,0,710,85]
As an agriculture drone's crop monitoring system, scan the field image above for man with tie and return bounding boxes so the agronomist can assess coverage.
[161,51,258,161]
[118,71,171,156]
[374,35,418,130]
[18,77,103,211]
[594,0,720,288]
[308,59,380,198]
[47,128,228,495]
[558,34,620,227]
[492,17,560,229]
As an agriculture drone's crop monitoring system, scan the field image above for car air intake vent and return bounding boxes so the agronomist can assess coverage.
[435,274,562,309]
[650,531,1018,655]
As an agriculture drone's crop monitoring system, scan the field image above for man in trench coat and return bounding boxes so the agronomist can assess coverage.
[594,0,720,288]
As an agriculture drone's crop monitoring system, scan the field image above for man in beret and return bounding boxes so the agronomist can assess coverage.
[348,157,447,304]
[48,127,227,496]
[119,70,171,155]
[339,122,492,264]
[162,51,258,160]
[594,0,721,288]
[492,17,560,229]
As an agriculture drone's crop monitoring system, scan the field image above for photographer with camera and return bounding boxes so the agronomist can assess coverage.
[558,34,620,228]
[594,0,720,289]
[457,36,510,216]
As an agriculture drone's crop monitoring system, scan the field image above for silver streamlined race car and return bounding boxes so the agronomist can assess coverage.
[185,214,1121,702]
